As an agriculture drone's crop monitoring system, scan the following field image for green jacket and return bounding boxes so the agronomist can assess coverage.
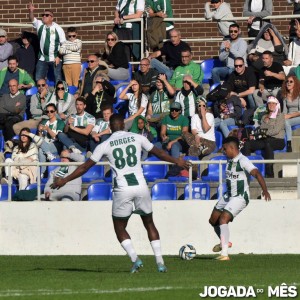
[0,67,35,94]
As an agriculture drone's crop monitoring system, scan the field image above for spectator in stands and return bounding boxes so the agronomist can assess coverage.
[213,93,243,138]
[204,0,235,37]
[28,2,66,82]
[242,96,285,178]
[133,58,158,97]
[148,29,191,79]
[119,80,148,129]
[175,74,204,118]
[57,97,95,153]
[59,27,82,87]
[248,24,287,71]
[145,0,174,50]
[146,73,175,127]
[13,79,53,135]
[281,75,300,152]
[253,51,285,107]
[0,79,26,141]
[243,0,273,38]
[212,23,247,84]
[225,57,257,109]
[113,0,144,61]
[15,31,36,77]
[182,97,216,158]
[102,32,129,81]
[79,54,108,98]
[49,81,76,122]
[89,105,113,152]
[42,149,85,201]
[0,29,13,70]
[1,127,38,190]
[28,103,65,175]
[283,23,300,76]
[0,55,35,96]
[155,102,189,158]
[287,0,300,42]
[85,74,115,120]
[169,49,204,90]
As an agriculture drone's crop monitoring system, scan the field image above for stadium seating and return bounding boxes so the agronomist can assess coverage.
[0,130,4,152]
[143,156,168,182]
[0,184,17,201]
[151,182,177,200]
[25,183,45,193]
[200,58,224,84]
[25,86,38,96]
[202,155,227,181]
[87,183,112,201]
[209,82,220,92]
[248,155,265,179]
[82,164,105,183]
[212,131,223,153]
[80,61,88,80]
[184,182,210,200]
[114,85,129,116]
[68,86,78,95]
[41,158,60,183]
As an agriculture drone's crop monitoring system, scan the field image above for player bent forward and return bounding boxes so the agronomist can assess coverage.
[209,136,271,261]
[51,114,190,272]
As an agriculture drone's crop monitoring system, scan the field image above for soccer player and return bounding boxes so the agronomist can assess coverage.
[51,114,191,273]
[209,136,271,261]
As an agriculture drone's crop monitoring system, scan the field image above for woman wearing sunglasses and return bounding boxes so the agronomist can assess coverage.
[101,31,129,81]
[281,75,300,152]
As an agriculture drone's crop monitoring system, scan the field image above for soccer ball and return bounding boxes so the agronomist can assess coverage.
[179,244,196,260]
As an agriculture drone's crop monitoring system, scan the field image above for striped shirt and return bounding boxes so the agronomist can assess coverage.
[72,111,96,127]
[59,39,82,64]
[32,18,66,62]
[92,119,110,134]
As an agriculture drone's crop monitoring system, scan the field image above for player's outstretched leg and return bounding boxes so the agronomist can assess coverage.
[141,214,167,272]
[215,213,232,261]
[113,218,143,273]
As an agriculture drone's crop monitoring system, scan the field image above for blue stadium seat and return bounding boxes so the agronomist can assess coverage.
[82,164,105,183]
[41,158,60,183]
[209,82,220,92]
[25,86,38,96]
[25,183,45,193]
[151,182,177,200]
[143,156,168,182]
[248,155,265,179]
[0,130,4,152]
[87,183,112,200]
[168,156,200,182]
[80,61,88,80]
[212,131,223,153]
[0,184,17,201]
[114,85,129,115]
[291,124,300,131]
[110,63,132,86]
[184,182,210,200]
[202,155,227,181]
[68,85,78,95]
[200,58,224,84]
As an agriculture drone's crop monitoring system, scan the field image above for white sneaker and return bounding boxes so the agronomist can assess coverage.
[46,152,56,161]
[70,147,82,154]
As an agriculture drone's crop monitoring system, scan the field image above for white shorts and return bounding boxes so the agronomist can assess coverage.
[215,194,248,219]
[112,185,152,218]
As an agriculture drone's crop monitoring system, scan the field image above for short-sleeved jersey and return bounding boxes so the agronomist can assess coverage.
[40,118,65,142]
[161,114,189,141]
[126,93,148,117]
[90,131,154,188]
[225,152,257,202]
[70,111,96,127]
[92,119,110,134]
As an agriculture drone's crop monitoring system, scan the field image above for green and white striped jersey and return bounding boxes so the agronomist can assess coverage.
[33,18,66,62]
[225,153,257,202]
[90,131,154,187]
[71,111,96,127]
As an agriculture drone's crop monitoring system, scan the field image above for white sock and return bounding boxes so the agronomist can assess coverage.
[220,224,230,256]
[120,239,138,263]
[150,240,164,264]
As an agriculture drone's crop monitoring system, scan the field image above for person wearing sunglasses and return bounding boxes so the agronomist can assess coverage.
[49,81,76,121]
[204,0,235,37]
[212,23,247,84]
[101,31,129,81]
[59,27,82,87]
[281,75,300,152]
[28,2,66,82]
[0,28,13,70]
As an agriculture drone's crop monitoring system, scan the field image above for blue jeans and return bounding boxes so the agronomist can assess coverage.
[150,59,174,80]
[89,134,111,152]
[57,132,86,152]
[154,141,182,158]
[38,141,61,174]
[214,117,236,137]
[285,116,300,141]
[35,60,63,83]
[212,66,234,84]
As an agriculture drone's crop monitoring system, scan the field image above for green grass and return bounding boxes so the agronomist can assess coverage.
[0,255,299,300]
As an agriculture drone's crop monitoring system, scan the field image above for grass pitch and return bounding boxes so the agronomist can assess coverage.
[0,255,299,300]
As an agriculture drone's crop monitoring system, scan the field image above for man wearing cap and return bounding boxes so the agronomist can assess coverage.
[204,0,235,37]
[28,2,66,82]
[0,29,13,70]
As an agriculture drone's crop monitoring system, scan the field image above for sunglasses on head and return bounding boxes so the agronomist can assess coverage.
[234,64,243,68]
[230,30,238,33]
[42,13,53,17]
[107,38,115,41]
[37,84,46,87]
[171,108,180,112]
[56,87,64,90]
[87,60,95,63]
[68,35,76,38]
[46,110,55,113]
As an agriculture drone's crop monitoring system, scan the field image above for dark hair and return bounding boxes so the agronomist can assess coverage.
[262,50,273,57]
[229,23,239,30]
[234,57,244,63]
[130,80,143,110]
[101,104,113,113]
[76,96,86,105]
[45,103,57,111]
[18,127,32,153]
[67,27,77,33]
[223,136,239,149]
[8,55,18,63]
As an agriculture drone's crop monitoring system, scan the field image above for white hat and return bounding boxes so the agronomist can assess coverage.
[0,28,7,36]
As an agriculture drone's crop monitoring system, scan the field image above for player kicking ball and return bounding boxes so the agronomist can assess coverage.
[51,114,190,273]
[209,136,271,261]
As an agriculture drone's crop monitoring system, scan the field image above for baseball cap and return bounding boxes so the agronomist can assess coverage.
[0,29,7,37]
[170,102,182,110]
